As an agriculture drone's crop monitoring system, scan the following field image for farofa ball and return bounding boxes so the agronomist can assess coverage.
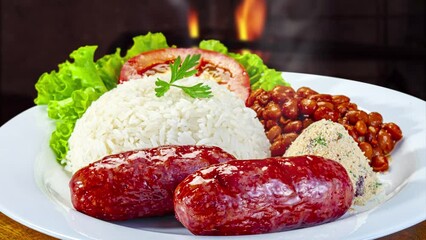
[285,119,380,206]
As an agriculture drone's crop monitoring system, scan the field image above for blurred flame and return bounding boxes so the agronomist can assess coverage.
[188,8,199,38]
[235,0,266,41]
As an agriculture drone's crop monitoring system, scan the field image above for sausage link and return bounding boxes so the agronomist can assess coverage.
[174,156,354,235]
[69,145,235,221]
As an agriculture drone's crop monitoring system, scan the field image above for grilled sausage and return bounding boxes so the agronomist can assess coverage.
[69,145,235,221]
[174,155,354,235]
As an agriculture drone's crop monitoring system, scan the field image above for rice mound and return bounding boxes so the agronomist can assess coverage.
[65,73,270,173]
[284,119,380,206]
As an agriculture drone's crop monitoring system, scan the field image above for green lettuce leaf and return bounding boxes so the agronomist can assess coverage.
[228,52,266,85]
[199,39,290,90]
[96,48,123,90]
[47,87,102,120]
[50,120,75,162]
[199,39,228,54]
[35,32,169,165]
[124,32,169,60]
[34,46,104,105]
[252,68,290,91]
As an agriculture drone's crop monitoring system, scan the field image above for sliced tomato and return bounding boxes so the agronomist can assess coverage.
[119,48,250,101]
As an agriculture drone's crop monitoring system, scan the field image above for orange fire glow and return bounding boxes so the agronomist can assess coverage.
[188,8,199,38]
[235,0,266,41]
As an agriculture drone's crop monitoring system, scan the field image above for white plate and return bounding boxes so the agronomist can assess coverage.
[0,72,425,240]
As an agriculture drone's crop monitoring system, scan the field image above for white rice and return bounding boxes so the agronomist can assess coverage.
[284,119,380,206]
[65,73,270,173]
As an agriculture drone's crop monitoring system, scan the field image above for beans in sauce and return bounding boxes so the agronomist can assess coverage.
[246,86,403,172]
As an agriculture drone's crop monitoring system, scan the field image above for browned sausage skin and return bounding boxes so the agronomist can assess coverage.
[174,155,354,236]
[69,145,235,221]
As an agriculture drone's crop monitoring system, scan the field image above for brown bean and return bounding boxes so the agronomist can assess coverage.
[296,87,318,98]
[308,94,333,102]
[266,126,282,143]
[265,120,278,130]
[282,120,303,133]
[368,112,383,128]
[372,146,383,158]
[258,91,270,106]
[347,128,360,143]
[281,99,299,119]
[346,110,368,125]
[355,120,368,135]
[246,88,263,107]
[313,106,339,122]
[371,155,389,172]
[250,102,261,112]
[282,132,299,146]
[366,130,379,147]
[336,102,350,116]
[359,142,373,159]
[270,86,291,103]
[359,111,369,122]
[347,103,358,111]
[378,129,394,154]
[279,117,290,126]
[263,102,281,120]
[382,122,403,141]
[302,118,314,129]
[271,85,296,102]
[332,95,350,104]
[317,101,334,110]
[254,106,264,118]
[270,133,298,156]
[343,124,353,131]
[298,98,317,116]
[337,117,345,124]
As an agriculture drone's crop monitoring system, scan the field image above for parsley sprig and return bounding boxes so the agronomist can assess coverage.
[155,54,212,98]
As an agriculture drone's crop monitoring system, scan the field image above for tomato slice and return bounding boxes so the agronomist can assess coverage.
[119,48,250,101]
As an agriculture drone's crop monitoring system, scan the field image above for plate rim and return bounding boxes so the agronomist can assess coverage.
[0,72,425,240]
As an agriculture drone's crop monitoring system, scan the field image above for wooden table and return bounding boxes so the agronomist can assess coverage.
[1,212,424,239]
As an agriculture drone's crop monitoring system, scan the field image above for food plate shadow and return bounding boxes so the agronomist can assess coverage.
[116,215,188,232]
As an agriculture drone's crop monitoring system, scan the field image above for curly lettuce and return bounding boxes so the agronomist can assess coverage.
[199,39,289,90]
[35,32,169,164]
[124,32,169,60]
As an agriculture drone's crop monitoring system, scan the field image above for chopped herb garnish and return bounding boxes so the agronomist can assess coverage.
[155,54,212,98]
[337,132,343,140]
[313,136,327,146]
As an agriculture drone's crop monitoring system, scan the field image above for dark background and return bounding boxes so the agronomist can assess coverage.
[0,1,425,238]
[1,0,425,125]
